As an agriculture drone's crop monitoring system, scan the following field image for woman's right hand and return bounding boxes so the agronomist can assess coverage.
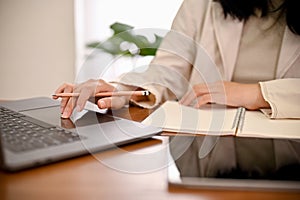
[53,79,128,118]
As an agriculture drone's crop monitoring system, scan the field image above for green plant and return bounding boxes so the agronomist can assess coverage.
[86,22,163,56]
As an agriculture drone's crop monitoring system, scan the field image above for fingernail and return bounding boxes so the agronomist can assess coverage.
[61,110,69,119]
[99,100,106,108]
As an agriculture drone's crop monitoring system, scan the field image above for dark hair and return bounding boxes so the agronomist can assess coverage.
[214,0,300,35]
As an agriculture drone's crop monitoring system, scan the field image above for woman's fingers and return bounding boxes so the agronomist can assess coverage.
[179,90,197,106]
[54,80,118,118]
[61,97,77,119]
[98,96,128,110]
[180,82,227,107]
[194,94,213,108]
[75,79,117,111]
[179,84,210,106]
[60,89,74,113]
[53,83,74,97]
[76,89,95,112]
[180,81,269,110]
[53,83,74,114]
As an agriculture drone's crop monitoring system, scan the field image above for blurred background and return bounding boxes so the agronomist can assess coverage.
[0,0,183,100]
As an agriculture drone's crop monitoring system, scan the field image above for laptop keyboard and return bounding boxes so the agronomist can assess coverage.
[0,106,83,153]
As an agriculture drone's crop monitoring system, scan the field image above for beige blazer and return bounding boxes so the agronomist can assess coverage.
[117,0,300,119]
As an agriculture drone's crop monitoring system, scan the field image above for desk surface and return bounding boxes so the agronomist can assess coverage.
[0,106,299,200]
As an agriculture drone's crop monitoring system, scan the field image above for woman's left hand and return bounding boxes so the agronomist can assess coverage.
[179,81,270,110]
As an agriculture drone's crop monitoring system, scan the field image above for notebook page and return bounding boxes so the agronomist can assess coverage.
[142,101,237,135]
[238,111,300,139]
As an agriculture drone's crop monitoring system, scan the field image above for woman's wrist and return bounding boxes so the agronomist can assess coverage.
[255,84,270,109]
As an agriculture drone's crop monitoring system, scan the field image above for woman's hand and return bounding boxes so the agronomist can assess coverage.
[53,79,128,118]
[179,81,270,110]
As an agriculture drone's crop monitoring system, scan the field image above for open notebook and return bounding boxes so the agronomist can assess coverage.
[142,101,300,139]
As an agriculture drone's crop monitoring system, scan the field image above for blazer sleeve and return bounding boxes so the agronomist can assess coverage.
[115,0,210,109]
[259,78,300,119]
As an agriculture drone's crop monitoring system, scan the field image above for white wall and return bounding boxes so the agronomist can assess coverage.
[83,0,183,43]
[0,0,75,100]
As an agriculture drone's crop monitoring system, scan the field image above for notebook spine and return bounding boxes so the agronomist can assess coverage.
[232,107,246,136]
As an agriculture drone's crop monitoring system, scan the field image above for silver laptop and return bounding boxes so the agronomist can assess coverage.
[0,97,161,171]
[168,135,300,191]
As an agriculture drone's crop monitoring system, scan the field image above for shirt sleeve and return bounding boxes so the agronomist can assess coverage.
[113,0,209,109]
[259,78,300,119]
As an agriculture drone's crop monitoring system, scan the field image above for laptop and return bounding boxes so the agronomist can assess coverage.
[167,135,300,191]
[0,97,162,172]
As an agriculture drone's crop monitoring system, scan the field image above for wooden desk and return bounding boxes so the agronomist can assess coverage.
[0,106,299,200]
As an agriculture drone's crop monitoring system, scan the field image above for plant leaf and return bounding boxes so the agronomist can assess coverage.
[86,22,163,57]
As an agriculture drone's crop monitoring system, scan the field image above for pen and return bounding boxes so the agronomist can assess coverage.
[52,90,151,98]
